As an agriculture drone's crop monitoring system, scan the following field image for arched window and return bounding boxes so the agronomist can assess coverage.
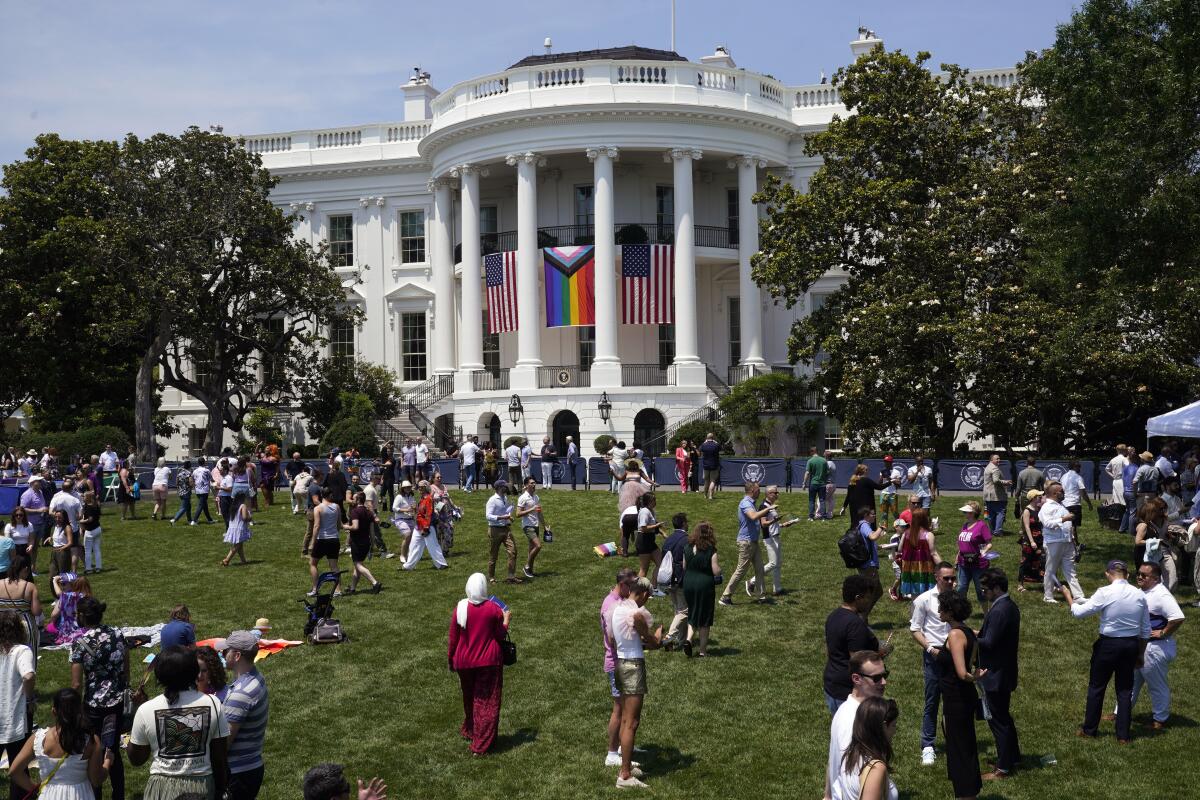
[551,410,580,459]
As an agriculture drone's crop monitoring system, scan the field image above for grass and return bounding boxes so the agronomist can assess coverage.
[25,488,1198,799]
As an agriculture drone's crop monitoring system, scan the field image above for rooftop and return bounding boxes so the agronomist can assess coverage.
[508,45,687,69]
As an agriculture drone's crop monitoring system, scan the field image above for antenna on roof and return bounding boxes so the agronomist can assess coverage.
[544,37,552,55]
[671,0,676,52]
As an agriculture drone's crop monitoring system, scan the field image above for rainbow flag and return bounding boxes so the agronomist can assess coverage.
[543,245,595,327]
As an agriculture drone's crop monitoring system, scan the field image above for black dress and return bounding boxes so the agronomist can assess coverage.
[936,623,982,799]
[682,544,716,628]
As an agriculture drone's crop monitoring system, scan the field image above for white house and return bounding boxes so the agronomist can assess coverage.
[159,30,1018,458]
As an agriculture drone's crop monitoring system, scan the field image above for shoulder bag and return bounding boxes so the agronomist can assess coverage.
[500,633,517,667]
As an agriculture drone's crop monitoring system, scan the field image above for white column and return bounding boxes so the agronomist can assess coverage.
[452,164,486,382]
[507,151,545,390]
[666,147,705,387]
[587,145,621,387]
[429,178,456,375]
[733,155,766,368]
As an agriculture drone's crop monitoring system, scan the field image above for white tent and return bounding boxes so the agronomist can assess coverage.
[1146,400,1200,439]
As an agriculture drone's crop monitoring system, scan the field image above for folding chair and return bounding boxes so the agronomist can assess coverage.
[102,472,120,503]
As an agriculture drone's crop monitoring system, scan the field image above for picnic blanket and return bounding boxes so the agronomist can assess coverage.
[42,623,165,652]
[196,637,303,662]
[593,542,618,559]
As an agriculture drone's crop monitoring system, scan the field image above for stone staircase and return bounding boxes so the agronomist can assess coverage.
[373,374,457,458]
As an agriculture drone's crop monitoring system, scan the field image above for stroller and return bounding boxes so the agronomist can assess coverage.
[300,570,347,643]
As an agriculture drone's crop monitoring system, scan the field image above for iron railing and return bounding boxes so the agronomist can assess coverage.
[642,399,726,455]
[727,364,771,386]
[622,363,672,386]
[705,366,731,398]
[456,222,737,255]
[407,404,462,453]
[403,374,453,412]
[470,369,510,391]
[373,419,405,445]
[537,365,591,389]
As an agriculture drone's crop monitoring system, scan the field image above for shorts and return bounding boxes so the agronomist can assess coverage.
[635,532,658,556]
[349,535,370,562]
[703,468,719,485]
[607,670,620,699]
[614,658,647,696]
[621,514,638,542]
[311,538,340,560]
[522,526,540,542]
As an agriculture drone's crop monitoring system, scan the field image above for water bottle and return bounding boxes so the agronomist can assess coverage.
[1041,754,1057,767]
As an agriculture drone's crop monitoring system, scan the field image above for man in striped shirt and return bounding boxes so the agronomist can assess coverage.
[222,630,270,799]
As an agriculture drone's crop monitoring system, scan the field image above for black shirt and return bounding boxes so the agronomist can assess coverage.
[823,607,880,700]
[699,440,721,470]
[285,458,307,480]
[541,444,558,464]
[324,470,349,503]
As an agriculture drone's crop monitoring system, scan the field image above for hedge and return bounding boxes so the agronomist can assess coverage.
[321,419,379,458]
[503,436,526,449]
[19,425,132,461]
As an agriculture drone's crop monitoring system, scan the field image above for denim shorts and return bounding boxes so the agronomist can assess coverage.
[606,670,620,698]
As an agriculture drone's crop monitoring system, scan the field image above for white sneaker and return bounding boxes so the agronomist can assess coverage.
[745,578,756,597]
[1042,597,1059,604]
[921,746,936,766]
[605,754,640,768]
[615,776,648,789]
[189,521,196,527]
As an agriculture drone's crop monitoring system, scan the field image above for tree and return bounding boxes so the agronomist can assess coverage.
[319,392,379,457]
[297,358,402,441]
[753,48,1076,454]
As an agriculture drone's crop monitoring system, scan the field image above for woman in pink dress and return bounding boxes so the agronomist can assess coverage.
[674,440,691,494]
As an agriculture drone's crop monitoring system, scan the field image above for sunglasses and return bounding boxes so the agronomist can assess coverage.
[856,670,889,684]
[936,575,958,583]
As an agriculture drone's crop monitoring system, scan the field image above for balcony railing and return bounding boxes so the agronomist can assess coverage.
[457,222,735,259]
[470,369,510,391]
[622,363,672,386]
[537,365,590,389]
[727,364,773,386]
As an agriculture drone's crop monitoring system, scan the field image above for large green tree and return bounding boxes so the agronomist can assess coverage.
[297,358,402,441]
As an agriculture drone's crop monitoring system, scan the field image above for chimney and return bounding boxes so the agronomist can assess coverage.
[544,37,553,55]
[401,67,439,121]
[700,45,736,69]
[849,27,883,60]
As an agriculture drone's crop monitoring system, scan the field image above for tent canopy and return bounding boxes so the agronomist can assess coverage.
[1146,399,1200,439]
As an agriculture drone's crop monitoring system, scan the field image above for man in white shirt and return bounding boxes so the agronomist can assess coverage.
[1154,447,1176,481]
[608,442,628,494]
[1038,482,1086,604]
[485,481,519,584]
[824,650,888,800]
[504,441,523,487]
[414,438,430,481]
[191,458,215,525]
[1115,562,1184,728]
[49,478,84,534]
[909,563,956,766]
[1107,445,1129,506]
[461,437,480,493]
[906,456,934,509]
[99,445,120,474]
[1061,460,1092,546]
[1062,559,1150,743]
[515,477,545,579]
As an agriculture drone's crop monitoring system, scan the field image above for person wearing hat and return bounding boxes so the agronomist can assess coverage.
[390,479,417,560]
[19,450,38,478]
[19,475,49,574]
[1133,450,1162,514]
[1061,559,1150,743]
[955,501,993,603]
[222,631,269,799]
[484,481,519,583]
[1017,489,1046,591]
[252,618,272,640]
[878,456,904,529]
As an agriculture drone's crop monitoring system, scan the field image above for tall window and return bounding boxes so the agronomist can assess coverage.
[329,214,354,267]
[655,186,674,239]
[263,317,286,385]
[574,185,594,227]
[578,326,595,372]
[401,312,427,381]
[824,418,843,451]
[657,323,675,370]
[482,310,500,375]
[480,206,499,255]
[330,318,355,362]
[727,188,739,246]
[399,211,426,263]
[728,297,741,367]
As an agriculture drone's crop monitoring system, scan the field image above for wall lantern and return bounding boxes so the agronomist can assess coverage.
[508,394,524,425]
[598,391,612,423]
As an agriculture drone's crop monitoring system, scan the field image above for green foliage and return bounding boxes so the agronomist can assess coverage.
[614,224,648,245]
[320,418,378,458]
[298,359,402,441]
[244,408,283,446]
[667,422,731,453]
[19,425,132,461]
[718,374,812,443]
[503,436,526,449]
[592,434,615,454]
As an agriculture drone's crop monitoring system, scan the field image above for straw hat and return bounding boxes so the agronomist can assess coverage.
[254,618,272,631]
[1026,489,1044,501]
[1140,451,1154,463]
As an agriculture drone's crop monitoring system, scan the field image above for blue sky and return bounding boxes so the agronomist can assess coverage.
[1,0,1081,167]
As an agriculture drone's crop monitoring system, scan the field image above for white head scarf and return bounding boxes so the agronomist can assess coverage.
[457,572,490,627]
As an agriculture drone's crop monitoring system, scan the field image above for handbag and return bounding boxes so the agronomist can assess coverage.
[500,634,517,666]
[542,526,554,543]
[310,618,345,644]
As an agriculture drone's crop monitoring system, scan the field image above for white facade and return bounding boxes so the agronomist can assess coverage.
[160,33,1018,458]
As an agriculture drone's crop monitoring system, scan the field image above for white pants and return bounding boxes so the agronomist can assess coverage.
[292,490,304,513]
[541,462,553,489]
[84,528,102,572]
[403,529,447,570]
[1160,547,1180,592]
[1118,639,1176,722]
[761,536,782,594]
[1110,478,1125,505]
[1044,540,1084,601]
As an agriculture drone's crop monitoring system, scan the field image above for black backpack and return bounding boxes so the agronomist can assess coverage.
[838,526,870,568]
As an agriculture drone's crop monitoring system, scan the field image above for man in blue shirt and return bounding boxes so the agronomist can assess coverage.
[699,433,722,500]
[159,605,196,650]
[856,507,885,617]
[719,482,773,606]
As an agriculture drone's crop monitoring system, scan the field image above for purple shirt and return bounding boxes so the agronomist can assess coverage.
[957,520,992,566]
[19,488,47,526]
[600,589,621,674]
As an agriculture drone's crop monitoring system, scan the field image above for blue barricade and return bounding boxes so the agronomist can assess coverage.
[525,457,587,486]
[936,460,1012,493]
[719,458,788,487]
[588,457,612,487]
[0,485,21,515]
[1036,461,1095,491]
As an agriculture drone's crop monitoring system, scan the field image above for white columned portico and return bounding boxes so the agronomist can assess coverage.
[666,148,705,387]
[429,177,456,375]
[452,164,486,389]
[507,151,545,390]
[733,154,766,369]
[587,145,621,387]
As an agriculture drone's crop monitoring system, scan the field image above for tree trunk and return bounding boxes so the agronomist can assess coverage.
[134,347,157,462]
[205,402,225,457]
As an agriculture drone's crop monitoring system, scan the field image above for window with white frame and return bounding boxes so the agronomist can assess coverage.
[824,418,843,451]
[578,326,595,372]
[330,318,355,362]
[482,310,500,375]
[401,312,427,382]
[480,206,499,254]
[399,210,426,263]
[188,428,207,457]
[657,323,675,370]
[328,214,354,267]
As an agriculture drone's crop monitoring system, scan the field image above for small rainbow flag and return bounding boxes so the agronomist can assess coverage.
[543,245,595,327]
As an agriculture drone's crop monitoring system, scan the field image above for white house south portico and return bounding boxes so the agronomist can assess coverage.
[160,33,1021,457]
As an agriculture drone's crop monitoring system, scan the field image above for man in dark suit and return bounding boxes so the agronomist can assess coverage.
[978,567,1021,779]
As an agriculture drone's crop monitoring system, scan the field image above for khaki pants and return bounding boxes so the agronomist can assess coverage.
[488,526,516,580]
[667,586,689,638]
[723,540,764,599]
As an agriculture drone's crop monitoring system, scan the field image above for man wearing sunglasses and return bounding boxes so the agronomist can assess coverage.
[1107,562,1184,729]
[824,650,888,800]
[909,563,956,767]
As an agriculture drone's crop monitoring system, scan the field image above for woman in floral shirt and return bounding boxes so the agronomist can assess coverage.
[69,597,129,800]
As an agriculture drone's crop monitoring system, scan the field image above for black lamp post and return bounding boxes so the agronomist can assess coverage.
[507,394,523,425]
[598,391,612,423]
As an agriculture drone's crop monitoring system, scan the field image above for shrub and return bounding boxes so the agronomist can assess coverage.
[668,421,731,453]
[244,408,283,445]
[321,418,379,458]
[503,436,526,449]
[23,425,132,461]
[615,224,648,245]
[593,434,615,455]
[285,442,305,458]
[302,444,320,459]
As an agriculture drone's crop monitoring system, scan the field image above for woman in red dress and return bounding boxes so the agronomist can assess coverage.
[448,572,511,755]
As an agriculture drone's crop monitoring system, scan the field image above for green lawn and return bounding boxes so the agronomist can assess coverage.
[25,489,1198,799]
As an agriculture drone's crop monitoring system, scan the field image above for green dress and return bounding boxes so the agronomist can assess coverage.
[682,544,716,628]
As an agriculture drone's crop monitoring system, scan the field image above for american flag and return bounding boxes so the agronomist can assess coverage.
[621,244,674,324]
[485,252,519,333]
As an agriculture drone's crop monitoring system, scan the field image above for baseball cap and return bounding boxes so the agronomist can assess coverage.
[1026,489,1044,500]
[894,518,910,528]
[883,455,894,463]
[224,630,259,652]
